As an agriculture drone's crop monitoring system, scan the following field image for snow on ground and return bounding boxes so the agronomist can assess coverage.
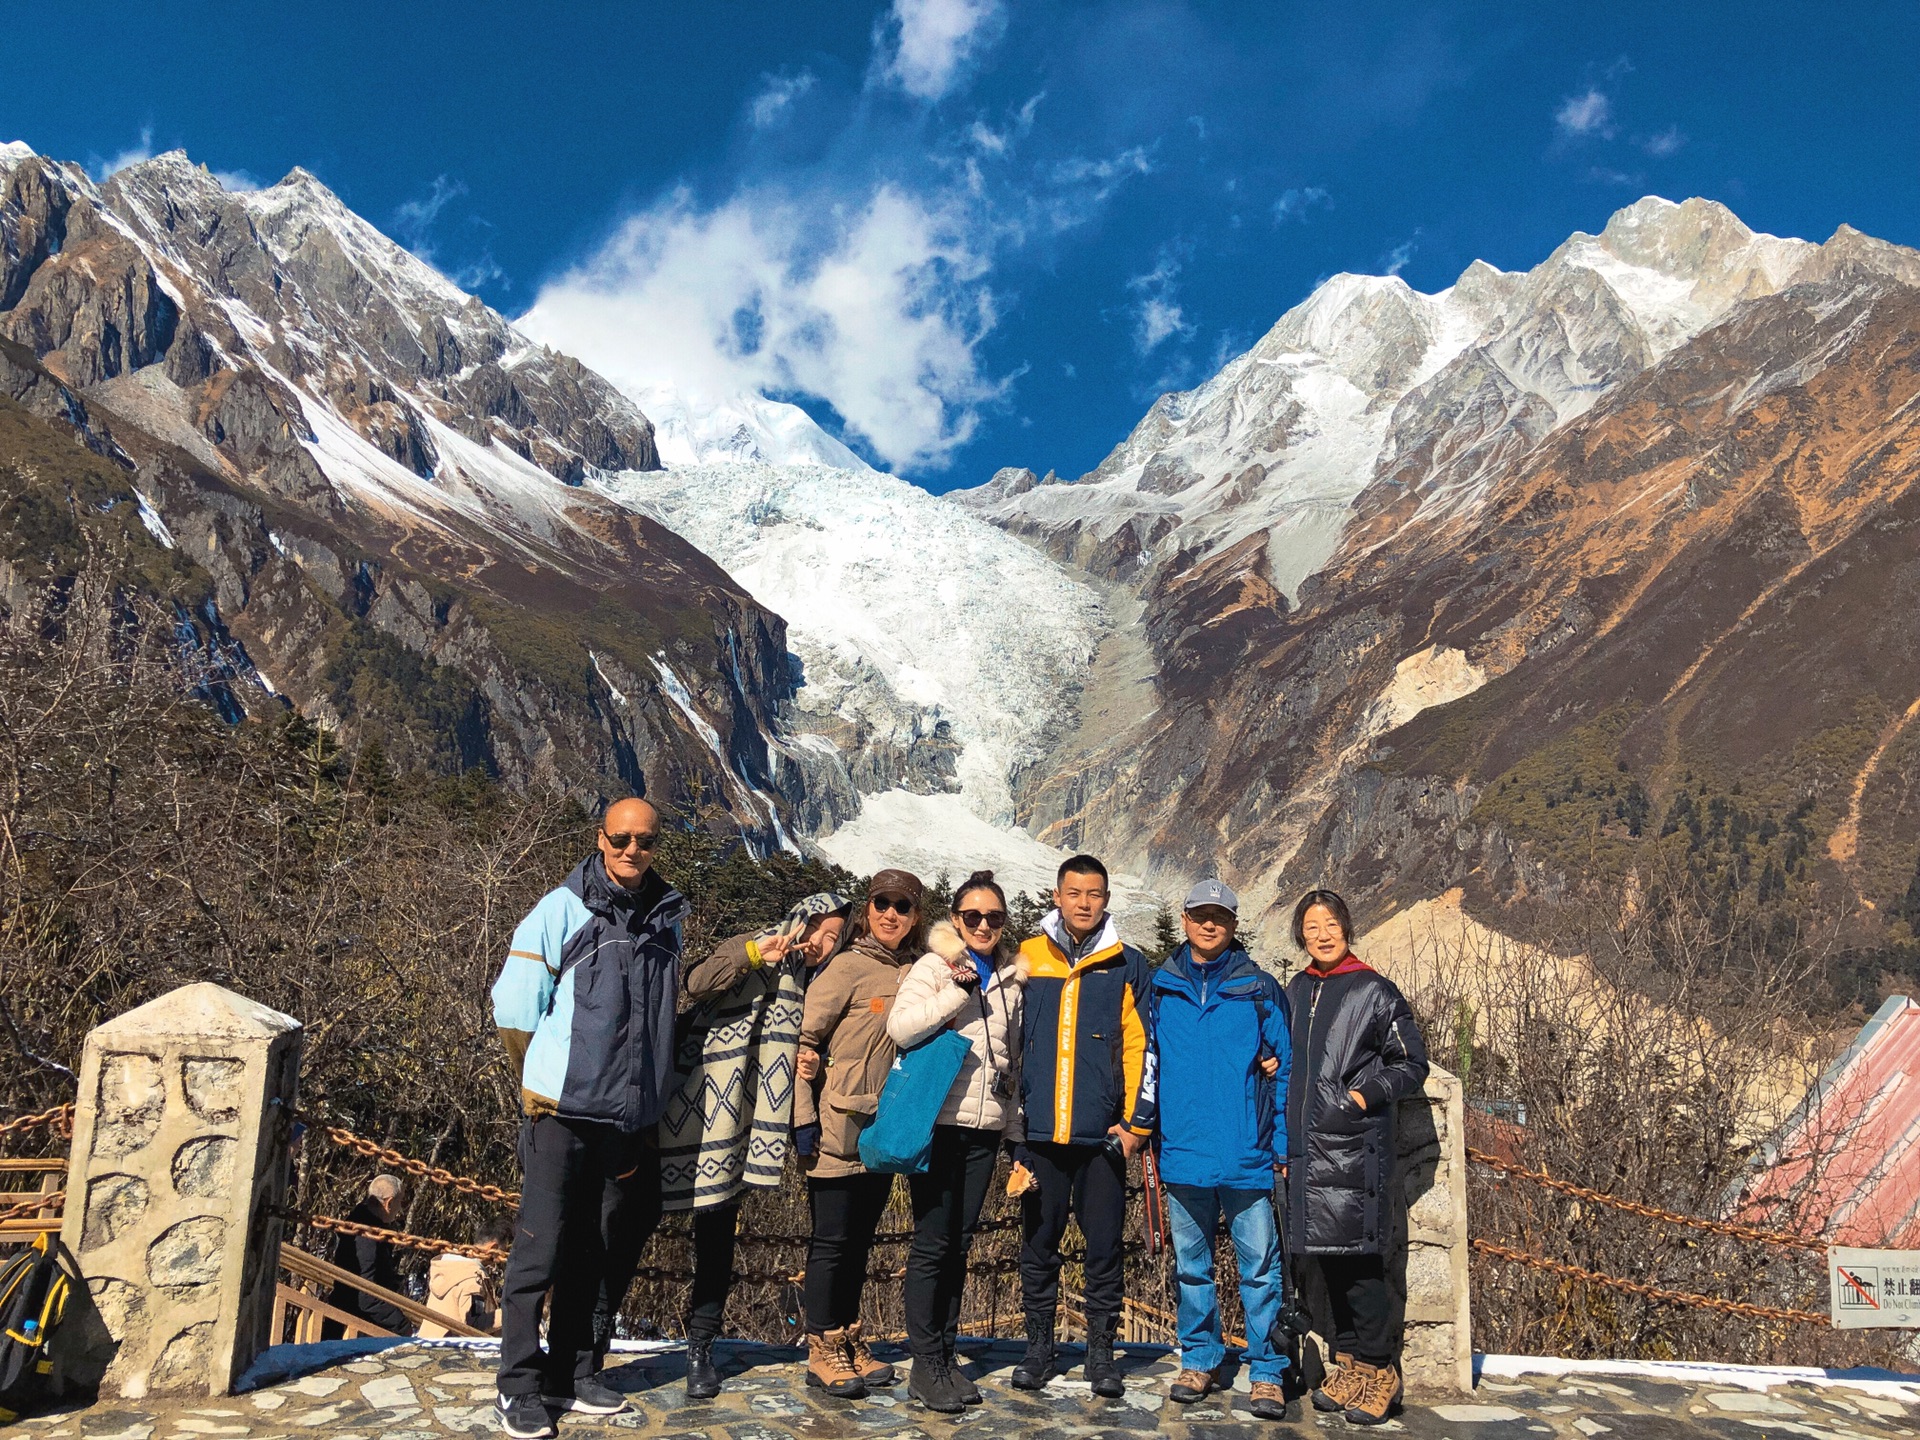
[596,461,1107,825]
[813,789,1169,937]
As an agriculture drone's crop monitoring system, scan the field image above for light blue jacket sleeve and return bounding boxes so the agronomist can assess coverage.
[1266,979,1292,1165]
[492,888,585,1077]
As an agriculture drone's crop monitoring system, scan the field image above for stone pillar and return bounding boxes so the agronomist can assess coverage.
[60,983,302,1399]
[1394,1063,1473,1395]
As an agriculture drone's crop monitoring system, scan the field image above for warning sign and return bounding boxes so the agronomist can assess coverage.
[1829,1247,1920,1328]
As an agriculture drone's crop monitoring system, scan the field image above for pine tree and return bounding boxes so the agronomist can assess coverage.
[1150,901,1179,965]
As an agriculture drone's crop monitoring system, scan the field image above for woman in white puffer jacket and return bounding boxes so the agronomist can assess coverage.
[885,870,1027,1412]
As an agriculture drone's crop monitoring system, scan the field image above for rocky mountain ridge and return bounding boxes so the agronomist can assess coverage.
[0,143,810,837]
[962,196,1920,954]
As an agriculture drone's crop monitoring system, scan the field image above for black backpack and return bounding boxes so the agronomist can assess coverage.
[0,1232,78,1422]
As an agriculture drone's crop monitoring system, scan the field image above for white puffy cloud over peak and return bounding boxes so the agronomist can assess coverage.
[877,0,1007,101]
[521,183,1000,472]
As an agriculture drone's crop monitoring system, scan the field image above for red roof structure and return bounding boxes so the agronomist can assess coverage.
[1736,995,1920,1246]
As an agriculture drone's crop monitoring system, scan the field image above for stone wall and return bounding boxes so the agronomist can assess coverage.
[1393,1064,1472,1394]
[59,983,302,1399]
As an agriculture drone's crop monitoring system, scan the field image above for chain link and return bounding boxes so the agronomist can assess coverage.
[302,1118,522,1207]
[1467,1146,1824,1253]
[1471,1238,1829,1325]
[283,1210,510,1262]
[0,1104,74,1140]
[0,1191,63,1224]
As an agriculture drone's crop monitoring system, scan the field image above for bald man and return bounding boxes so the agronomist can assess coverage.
[323,1174,410,1337]
[491,797,688,1437]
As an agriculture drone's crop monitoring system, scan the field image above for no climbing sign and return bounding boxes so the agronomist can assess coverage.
[1830,1248,1920,1328]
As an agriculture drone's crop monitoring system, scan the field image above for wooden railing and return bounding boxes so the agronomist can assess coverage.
[275,1244,489,1341]
[0,1158,64,1241]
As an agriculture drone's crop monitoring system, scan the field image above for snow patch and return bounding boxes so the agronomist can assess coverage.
[651,655,724,762]
[1479,1354,1920,1403]
[133,489,176,549]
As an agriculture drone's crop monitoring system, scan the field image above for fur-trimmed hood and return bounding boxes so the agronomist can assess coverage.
[928,920,1029,985]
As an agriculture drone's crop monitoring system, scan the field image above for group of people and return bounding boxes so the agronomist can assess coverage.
[483,796,1430,1439]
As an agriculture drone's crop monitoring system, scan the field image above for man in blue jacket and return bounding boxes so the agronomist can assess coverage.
[490,797,687,1439]
[1149,880,1292,1422]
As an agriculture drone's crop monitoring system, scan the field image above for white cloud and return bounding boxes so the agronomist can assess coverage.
[212,167,262,192]
[1555,88,1614,139]
[1643,125,1685,157]
[90,126,154,180]
[1127,251,1195,355]
[1272,185,1330,224]
[1380,239,1416,276]
[522,184,1002,472]
[877,0,1007,101]
[750,71,818,129]
[392,175,466,251]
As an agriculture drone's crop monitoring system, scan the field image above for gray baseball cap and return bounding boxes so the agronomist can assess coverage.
[1183,879,1239,914]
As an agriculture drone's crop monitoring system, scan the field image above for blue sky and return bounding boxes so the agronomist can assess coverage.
[7,2,1919,488]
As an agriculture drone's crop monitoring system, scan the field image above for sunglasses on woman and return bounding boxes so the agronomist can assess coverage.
[956,908,1007,930]
[870,895,917,916]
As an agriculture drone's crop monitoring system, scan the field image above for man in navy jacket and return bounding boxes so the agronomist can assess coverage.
[490,797,687,1439]
[1149,880,1292,1421]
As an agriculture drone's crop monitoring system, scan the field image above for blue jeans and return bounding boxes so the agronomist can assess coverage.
[1166,1183,1288,1383]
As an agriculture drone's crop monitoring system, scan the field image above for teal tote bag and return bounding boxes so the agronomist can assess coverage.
[857,1029,974,1174]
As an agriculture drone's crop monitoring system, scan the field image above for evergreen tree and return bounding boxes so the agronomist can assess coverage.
[1150,900,1180,965]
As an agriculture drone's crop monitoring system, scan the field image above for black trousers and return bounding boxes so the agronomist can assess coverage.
[1313,1254,1394,1367]
[805,1171,895,1331]
[498,1115,662,1398]
[1019,1140,1127,1325]
[903,1125,1000,1357]
[686,1201,739,1339]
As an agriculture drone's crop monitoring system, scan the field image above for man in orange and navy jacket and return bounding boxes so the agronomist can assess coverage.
[1008,853,1157,1398]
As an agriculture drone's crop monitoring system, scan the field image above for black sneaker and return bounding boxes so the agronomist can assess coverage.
[1010,1317,1057,1390]
[685,1335,721,1400]
[495,1392,556,1439]
[543,1376,630,1415]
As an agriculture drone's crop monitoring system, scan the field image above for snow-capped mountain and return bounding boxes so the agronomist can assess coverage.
[615,386,874,472]
[0,143,797,829]
[956,197,1814,603]
[959,194,1920,949]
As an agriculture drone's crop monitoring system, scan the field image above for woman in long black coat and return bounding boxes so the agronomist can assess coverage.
[1283,889,1429,1427]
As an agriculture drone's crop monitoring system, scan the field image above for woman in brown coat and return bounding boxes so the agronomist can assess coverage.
[793,867,926,1398]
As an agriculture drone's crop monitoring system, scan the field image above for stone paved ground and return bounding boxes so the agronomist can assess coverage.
[10,1340,1920,1440]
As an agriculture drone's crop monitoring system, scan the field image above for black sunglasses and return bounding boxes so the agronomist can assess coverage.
[870,895,917,916]
[602,830,660,853]
[957,908,1007,930]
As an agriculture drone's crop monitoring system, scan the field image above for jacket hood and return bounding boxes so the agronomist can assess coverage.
[1039,908,1119,961]
[1302,951,1373,979]
[569,854,686,927]
[1156,942,1263,993]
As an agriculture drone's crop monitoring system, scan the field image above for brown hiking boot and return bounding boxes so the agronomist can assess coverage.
[1168,1368,1214,1403]
[1249,1381,1292,1421]
[1311,1351,1360,1412]
[806,1328,866,1399]
[844,1320,897,1386]
[1342,1360,1403,1426]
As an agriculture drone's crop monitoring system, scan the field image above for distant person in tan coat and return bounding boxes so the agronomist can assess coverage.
[793,868,926,1398]
[418,1216,515,1337]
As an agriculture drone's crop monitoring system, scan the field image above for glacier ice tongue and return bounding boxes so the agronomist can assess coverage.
[595,460,1108,828]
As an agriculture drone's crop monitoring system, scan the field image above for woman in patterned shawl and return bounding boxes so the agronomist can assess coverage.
[660,891,852,1397]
